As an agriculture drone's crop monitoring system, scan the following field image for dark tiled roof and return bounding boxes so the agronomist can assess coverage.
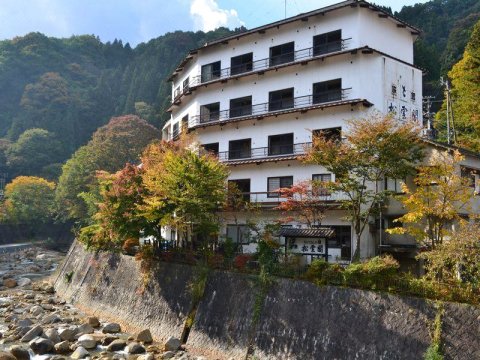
[279,227,335,238]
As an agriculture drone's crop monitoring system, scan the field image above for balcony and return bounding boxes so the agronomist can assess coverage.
[226,190,348,208]
[184,39,352,90]
[190,88,352,128]
[218,142,311,163]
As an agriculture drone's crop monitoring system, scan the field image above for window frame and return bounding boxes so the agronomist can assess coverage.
[267,176,293,197]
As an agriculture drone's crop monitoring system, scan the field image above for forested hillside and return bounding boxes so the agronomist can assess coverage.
[0,0,478,183]
[0,28,238,179]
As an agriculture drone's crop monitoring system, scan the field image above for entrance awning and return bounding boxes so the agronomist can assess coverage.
[279,227,335,238]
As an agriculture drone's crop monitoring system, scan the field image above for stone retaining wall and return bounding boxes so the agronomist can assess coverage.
[55,242,480,360]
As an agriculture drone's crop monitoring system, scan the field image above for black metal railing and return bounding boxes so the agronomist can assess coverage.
[190,88,351,126]
[218,142,311,161]
[226,190,348,206]
[185,38,351,89]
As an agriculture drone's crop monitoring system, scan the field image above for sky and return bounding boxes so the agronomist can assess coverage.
[0,0,430,46]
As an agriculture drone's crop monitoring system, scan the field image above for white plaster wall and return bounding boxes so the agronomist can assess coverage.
[171,5,416,91]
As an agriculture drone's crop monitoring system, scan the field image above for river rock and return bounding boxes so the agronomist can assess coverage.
[16,318,33,328]
[45,328,61,344]
[101,335,118,346]
[77,323,94,335]
[29,337,54,355]
[59,328,77,341]
[77,334,97,349]
[106,339,126,352]
[16,278,32,288]
[71,346,89,359]
[20,324,43,342]
[0,351,16,360]
[135,329,153,343]
[137,354,155,360]
[161,351,175,359]
[29,305,43,317]
[102,323,121,334]
[86,316,100,327]
[164,337,181,351]
[127,342,145,354]
[8,345,29,360]
[54,340,71,354]
[3,279,17,288]
[42,313,61,324]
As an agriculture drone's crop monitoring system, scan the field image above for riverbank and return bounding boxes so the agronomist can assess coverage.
[0,246,209,360]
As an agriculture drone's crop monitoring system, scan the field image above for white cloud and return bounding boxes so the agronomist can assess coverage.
[190,0,244,32]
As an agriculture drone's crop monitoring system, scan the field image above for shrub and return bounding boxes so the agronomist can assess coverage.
[207,253,225,269]
[305,259,330,281]
[122,238,139,255]
[344,255,399,289]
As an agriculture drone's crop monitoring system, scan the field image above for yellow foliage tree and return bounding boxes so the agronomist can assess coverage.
[388,150,474,249]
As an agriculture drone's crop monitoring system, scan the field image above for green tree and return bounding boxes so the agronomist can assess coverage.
[305,114,423,261]
[388,150,473,249]
[55,115,160,222]
[6,128,63,178]
[1,176,55,225]
[141,139,229,248]
[436,19,480,151]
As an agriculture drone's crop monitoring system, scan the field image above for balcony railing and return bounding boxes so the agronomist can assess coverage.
[190,88,351,127]
[181,39,351,91]
[226,191,348,207]
[218,142,311,162]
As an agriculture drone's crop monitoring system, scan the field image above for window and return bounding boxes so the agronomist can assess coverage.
[230,96,252,118]
[384,177,405,193]
[312,174,332,182]
[268,176,293,197]
[461,167,477,189]
[229,139,251,160]
[200,102,220,123]
[328,225,351,259]
[268,133,293,156]
[313,30,342,56]
[312,127,342,142]
[269,88,294,112]
[228,179,251,203]
[203,142,219,155]
[174,86,181,99]
[181,115,189,132]
[201,61,221,82]
[269,42,294,66]
[226,224,250,245]
[313,79,342,104]
[172,122,179,139]
[312,174,332,195]
[231,53,253,75]
[183,77,190,92]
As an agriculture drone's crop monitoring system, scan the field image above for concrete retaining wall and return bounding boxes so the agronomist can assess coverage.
[55,242,480,360]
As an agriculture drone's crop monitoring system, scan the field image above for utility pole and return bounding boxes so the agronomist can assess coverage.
[441,77,456,144]
[422,96,435,139]
[284,0,287,19]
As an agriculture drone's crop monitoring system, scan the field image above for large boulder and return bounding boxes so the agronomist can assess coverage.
[8,345,29,360]
[58,328,77,341]
[102,323,121,334]
[29,337,54,355]
[77,334,97,349]
[45,328,62,344]
[86,316,100,328]
[127,342,145,354]
[136,329,153,344]
[0,351,16,360]
[20,324,43,342]
[54,340,71,354]
[106,339,126,352]
[29,305,43,317]
[70,346,89,359]
[77,323,94,335]
[164,337,181,351]
[3,279,17,288]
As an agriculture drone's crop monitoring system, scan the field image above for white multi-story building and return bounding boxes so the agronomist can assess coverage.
[162,0,479,264]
